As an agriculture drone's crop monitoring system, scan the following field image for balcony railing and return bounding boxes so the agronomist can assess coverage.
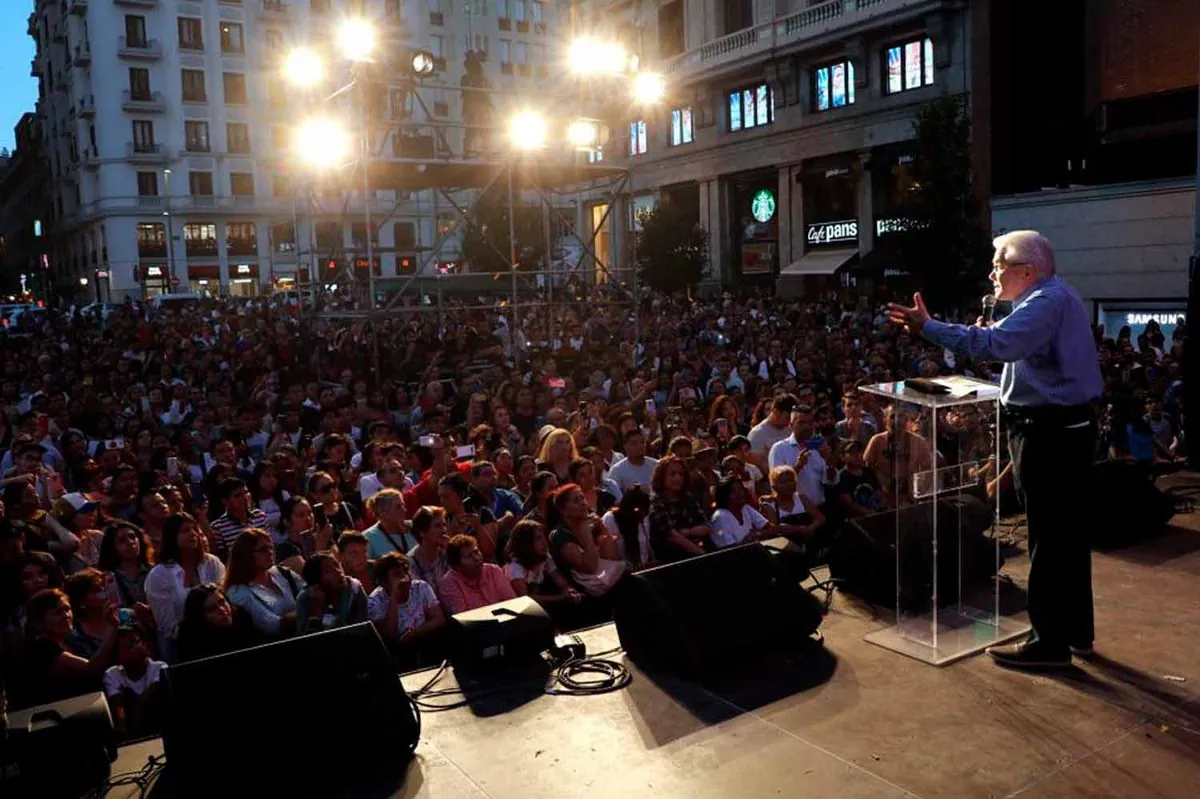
[118,37,163,60]
[260,0,289,16]
[113,0,159,7]
[122,90,166,112]
[661,0,926,78]
[72,42,92,67]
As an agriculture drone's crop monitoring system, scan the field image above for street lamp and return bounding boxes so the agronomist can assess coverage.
[163,168,177,296]
[567,118,601,150]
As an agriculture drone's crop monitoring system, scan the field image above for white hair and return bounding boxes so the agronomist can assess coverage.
[992,230,1056,278]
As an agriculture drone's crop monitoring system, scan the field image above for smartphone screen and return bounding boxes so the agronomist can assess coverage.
[312,503,328,527]
[548,377,565,389]
[455,445,475,460]
[419,435,435,448]
[167,457,179,477]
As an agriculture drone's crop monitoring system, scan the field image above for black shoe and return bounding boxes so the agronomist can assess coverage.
[986,641,1072,670]
[1069,643,1095,658]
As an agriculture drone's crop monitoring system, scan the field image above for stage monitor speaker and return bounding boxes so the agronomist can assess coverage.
[161,623,417,796]
[613,543,823,676]
[450,595,557,671]
[3,692,116,798]
[827,499,997,610]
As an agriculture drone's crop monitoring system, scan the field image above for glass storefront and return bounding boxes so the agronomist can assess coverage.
[1099,305,1186,343]
[802,159,859,249]
[730,172,779,276]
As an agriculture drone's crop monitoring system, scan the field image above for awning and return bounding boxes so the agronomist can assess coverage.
[780,248,858,276]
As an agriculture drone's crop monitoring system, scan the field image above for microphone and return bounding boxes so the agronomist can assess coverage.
[981,295,997,325]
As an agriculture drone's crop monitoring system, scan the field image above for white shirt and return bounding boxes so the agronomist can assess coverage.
[145,555,226,640]
[709,507,769,549]
[366,581,439,638]
[504,558,557,589]
[103,660,166,698]
[359,472,414,502]
[768,436,828,505]
[607,456,658,494]
[601,510,652,568]
[747,419,792,461]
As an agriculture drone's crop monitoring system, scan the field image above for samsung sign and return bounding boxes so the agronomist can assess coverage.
[806,218,913,246]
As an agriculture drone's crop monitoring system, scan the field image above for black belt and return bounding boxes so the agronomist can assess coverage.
[1003,403,1095,428]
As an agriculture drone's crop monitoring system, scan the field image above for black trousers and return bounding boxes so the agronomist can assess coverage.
[1008,405,1097,654]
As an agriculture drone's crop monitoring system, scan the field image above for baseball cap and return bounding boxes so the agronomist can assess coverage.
[52,492,101,519]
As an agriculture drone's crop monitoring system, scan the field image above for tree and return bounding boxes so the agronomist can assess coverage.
[893,96,992,308]
[635,203,710,295]
[462,180,546,275]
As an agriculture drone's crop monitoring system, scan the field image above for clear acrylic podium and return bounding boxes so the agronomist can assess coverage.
[858,377,1030,665]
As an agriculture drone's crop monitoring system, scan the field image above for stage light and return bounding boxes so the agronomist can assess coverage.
[567,119,600,149]
[293,118,352,169]
[632,71,665,104]
[410,50,436,76]
[281,48,324,87]
[337,18,377,62]
[508,111,547,150]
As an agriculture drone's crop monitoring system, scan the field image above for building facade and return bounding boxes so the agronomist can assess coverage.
[28,0,565,301]
[986,0,1198,338]
[0,112,51,297]
[578,0,973,293]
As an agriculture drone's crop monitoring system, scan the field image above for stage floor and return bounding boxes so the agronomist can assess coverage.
[111,473,1200,798]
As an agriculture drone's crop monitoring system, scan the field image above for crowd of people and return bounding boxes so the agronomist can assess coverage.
[0,283,1184,739]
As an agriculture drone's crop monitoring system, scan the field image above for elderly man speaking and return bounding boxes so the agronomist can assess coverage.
[887,230,1102,670]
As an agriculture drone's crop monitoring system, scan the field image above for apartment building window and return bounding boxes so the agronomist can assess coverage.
[514,41,527,73]
[227,122,251,154]
[132,120,155,152]
[271,126,288,150]
[498,39,511,72]
[184,223,218,256]
[272,221,296,253]
[498,0,510,29]
[265,30,284,54]
[885,37,934,95]
[125,16,147,48]
[814,60,855,111]
[181,69,206,102]
[531,0,544,32]
[137,223,167,257]
[272,175,292,197]
[128,67,151,100]
[178,17,203,51]
[311,0,331,12]
[189,171,214,196]
[393,221,416,249]
[220,22,244,54]
[315,221,340,250]
[223,73,247,105]
[514,0,526,23]
[184,120,210,152]
[230,172,255,196]
[629,120,647,156]
[728,83,774,131]
[136,171,159,197]
[669,107,694,146]
[473,35,490,59]
[226,222,257,255]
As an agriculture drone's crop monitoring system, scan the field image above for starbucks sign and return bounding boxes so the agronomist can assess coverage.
[751,189,776,223]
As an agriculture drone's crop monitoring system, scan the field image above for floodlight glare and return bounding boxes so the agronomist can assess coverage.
[508,111,548,150]
[632,71,665,104]
[568,38,627,75]
[567,119,600,149]
[337,18,377,61]
[293,118,352,169]
[281,48,325,87]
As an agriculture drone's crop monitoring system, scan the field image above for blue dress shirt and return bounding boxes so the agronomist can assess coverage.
[919,277,1103,407]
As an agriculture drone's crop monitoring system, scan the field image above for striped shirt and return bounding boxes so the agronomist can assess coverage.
[211,508,268,555]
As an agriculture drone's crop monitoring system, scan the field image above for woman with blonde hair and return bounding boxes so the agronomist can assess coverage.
[536,428,578,483]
